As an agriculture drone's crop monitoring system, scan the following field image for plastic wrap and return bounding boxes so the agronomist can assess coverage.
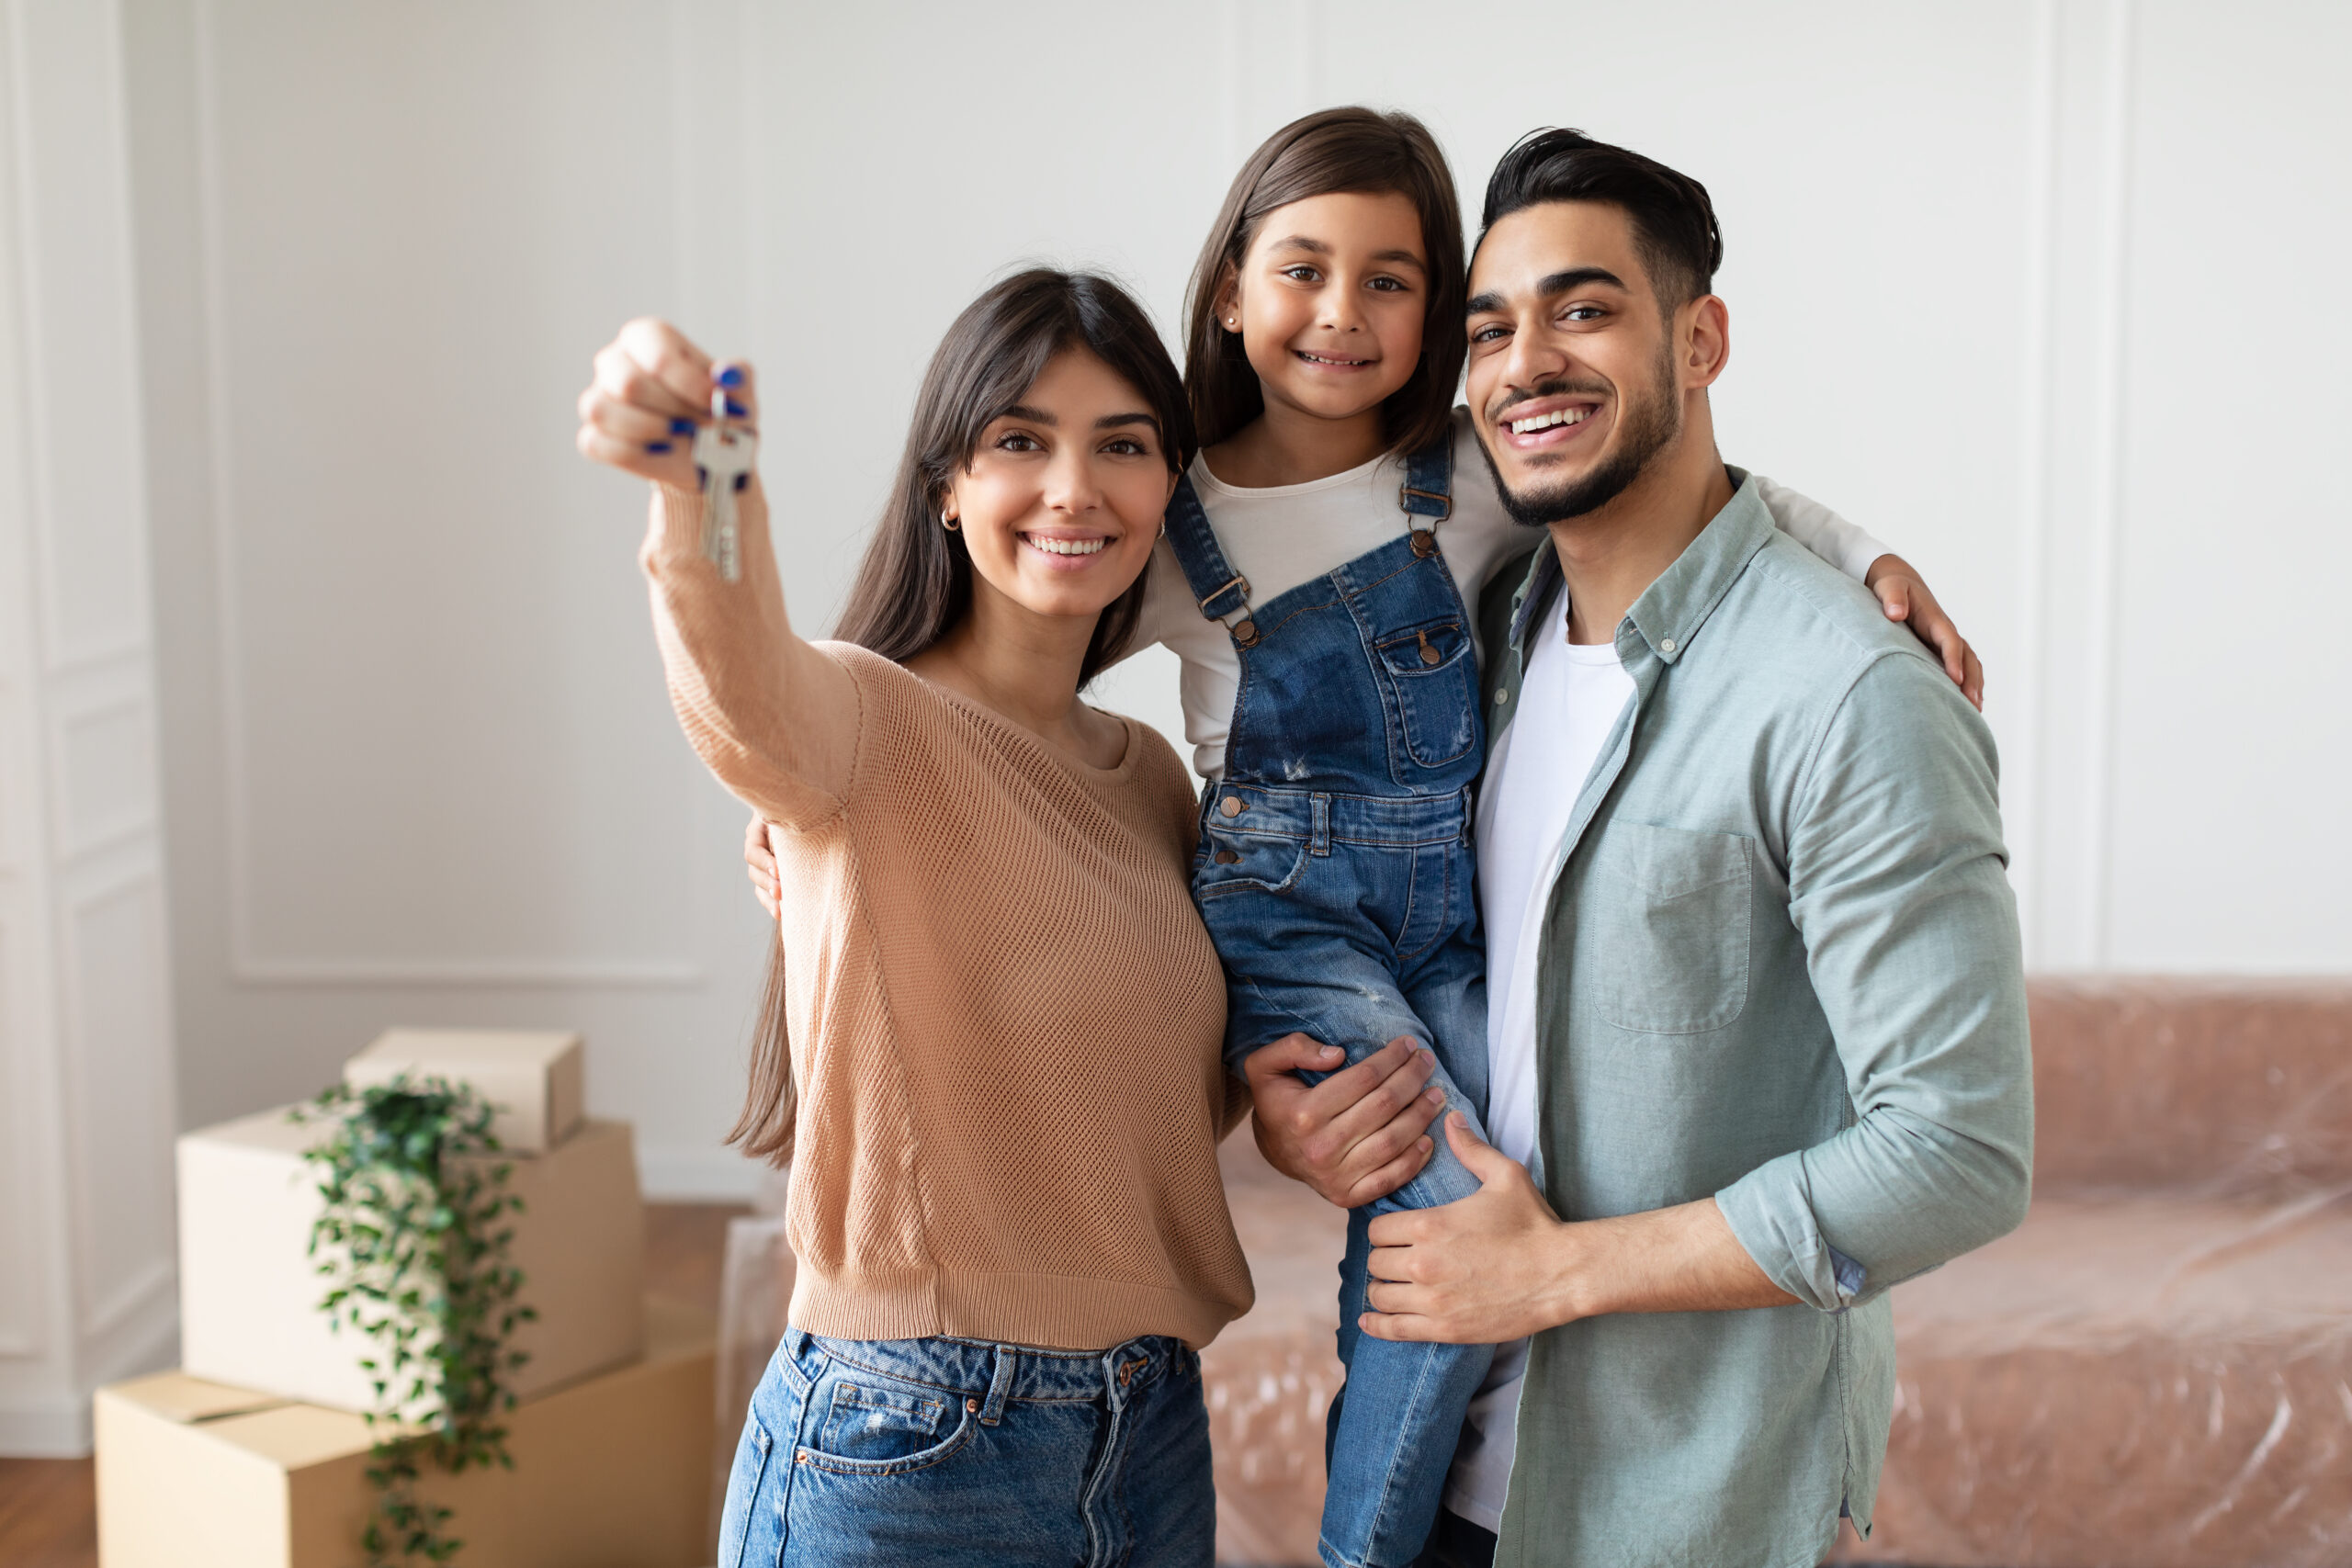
[1204,1136,1347,1565]
[1832,977,2352,1566]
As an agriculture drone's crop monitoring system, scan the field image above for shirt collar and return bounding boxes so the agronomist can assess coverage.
[1505,466,1773,666]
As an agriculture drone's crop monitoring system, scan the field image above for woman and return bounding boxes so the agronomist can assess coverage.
[576,272,1248,1565]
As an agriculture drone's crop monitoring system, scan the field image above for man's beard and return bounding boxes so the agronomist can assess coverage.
[1477,346,1681,528]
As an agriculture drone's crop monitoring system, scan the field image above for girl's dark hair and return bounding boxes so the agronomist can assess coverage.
[729,266,1189,1166]
[1480,128,1722,311]
[1183,107,1465,456]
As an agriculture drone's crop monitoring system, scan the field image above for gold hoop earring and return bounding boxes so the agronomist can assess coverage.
[941,511,960,533]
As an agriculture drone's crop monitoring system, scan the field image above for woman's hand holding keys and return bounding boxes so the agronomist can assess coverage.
[575,317,758,489]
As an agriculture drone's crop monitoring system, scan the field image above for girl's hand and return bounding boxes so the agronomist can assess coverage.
[1865,555,1984,710]
[575,318,758,489]
[745,812,781,921]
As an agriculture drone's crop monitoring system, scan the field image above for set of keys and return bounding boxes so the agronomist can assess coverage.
[691,384,757,581]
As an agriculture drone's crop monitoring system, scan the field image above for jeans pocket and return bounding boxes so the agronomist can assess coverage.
[814,1375,950,1462]
[1589,821,1753,1034]
[1192,828,1309,899]
[796,1363,977,1476]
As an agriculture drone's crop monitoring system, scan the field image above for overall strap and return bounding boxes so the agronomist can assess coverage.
[1160,472,1261,648]
[1398,438,1453,558]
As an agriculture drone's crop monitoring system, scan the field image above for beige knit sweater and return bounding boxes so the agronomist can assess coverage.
[642,479,1252,1350]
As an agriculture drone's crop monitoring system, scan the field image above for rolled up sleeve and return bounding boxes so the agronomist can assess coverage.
[1715,650,2033,1311]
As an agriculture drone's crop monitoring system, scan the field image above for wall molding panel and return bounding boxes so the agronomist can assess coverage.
[2017,0,2138,970]
[0,0,181,1458]
[187,0,714,994]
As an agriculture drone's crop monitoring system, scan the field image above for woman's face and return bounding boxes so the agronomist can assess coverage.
[1223,189,1430,427]
[944,347,1177,626]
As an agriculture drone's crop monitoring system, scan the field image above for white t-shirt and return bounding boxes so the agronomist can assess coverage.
[1443,607,1634,1530]
[1127,407,1885,782]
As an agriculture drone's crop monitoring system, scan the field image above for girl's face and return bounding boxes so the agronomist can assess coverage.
[1221,189,1430,429]
[944,347,1178,627]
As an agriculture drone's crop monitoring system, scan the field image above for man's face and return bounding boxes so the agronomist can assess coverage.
[1464,201,1689,527]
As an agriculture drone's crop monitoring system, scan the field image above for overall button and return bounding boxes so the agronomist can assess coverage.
[1218,796,1246,818]
[1214,850,1240,864]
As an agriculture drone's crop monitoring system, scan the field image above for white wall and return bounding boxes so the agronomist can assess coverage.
[120,0,2352,1214]
[0,0,181,1454]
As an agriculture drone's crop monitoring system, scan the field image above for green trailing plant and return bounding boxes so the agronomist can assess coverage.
[293,1076,537,1565]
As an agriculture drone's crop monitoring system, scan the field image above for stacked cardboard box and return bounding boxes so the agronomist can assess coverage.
[98,1029,711,1568]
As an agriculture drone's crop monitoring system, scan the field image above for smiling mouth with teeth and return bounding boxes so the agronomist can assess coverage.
[1296,351,1374,367]
[1024,535,1107,557]
[1508,406,1594,435]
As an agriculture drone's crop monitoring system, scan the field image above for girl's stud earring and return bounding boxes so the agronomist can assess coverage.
[941,511,960,533]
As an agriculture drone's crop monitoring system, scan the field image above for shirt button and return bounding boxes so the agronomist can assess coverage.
[1496,688,1511,703]
[1660,637,1678,653]
[1218,796,1244,818]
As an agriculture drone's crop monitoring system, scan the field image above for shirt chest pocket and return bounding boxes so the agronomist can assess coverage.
[1585,821,1753,1035]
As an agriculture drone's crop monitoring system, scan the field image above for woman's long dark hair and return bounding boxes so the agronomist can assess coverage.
[729,268,1193,1165]
[1183,107,1467,456]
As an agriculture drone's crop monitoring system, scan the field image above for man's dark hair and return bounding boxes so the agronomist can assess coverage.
[1479,129,1723,310]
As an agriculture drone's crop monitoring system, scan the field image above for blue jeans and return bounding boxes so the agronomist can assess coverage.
[716,1328,1214,1567]
[1195,788,1497,1568]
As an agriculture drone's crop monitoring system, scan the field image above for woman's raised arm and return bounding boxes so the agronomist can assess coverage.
[579,319,857,827]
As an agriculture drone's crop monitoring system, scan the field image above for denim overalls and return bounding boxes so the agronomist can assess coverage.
[1165,443,1498,1568]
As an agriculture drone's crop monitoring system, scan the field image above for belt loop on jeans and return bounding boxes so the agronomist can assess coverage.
[1310,793,1332,857]
[977,1344,1016,1427]
[785,1326,811,1361]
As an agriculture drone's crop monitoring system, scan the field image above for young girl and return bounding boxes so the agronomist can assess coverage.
[746,110,1976,1568]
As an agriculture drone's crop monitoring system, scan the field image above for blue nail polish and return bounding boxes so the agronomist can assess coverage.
[669,417,695,435]
[716,365,744,389]
[733,471,750,492]
[724,396,748,417]
[646,440,673,454]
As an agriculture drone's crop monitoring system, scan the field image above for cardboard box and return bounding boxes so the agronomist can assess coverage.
[178,1108,645,1413]
[343,1029,585,1154]
[96,1298,714,1568]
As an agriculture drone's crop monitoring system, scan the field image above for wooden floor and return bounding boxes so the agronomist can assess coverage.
[0,1202,748,1568]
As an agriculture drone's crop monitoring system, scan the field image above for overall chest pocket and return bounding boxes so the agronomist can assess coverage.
[1586,821,1754,1035]
[1371,617,1479,768]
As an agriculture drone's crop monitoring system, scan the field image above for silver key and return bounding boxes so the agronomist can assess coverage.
[692,387,757,582]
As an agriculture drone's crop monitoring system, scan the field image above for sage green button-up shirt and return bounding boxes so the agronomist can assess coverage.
[1476,472,2032,1568]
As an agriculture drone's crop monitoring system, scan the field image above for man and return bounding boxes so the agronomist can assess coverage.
[1265,129,2033,1568]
